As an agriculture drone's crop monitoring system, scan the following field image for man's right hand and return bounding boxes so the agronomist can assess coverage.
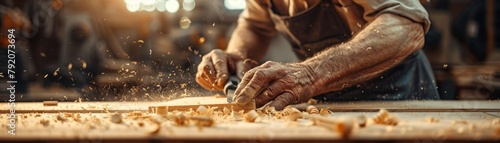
[196,49,259,91]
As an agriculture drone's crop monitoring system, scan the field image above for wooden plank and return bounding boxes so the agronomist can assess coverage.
[0,112,499,142]
[293,100,500,112]
[1,99,500,113]
[0,97,254,113]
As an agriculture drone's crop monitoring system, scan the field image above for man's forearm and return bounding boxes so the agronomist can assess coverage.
[302,13,426,94]
[226,23,272,61]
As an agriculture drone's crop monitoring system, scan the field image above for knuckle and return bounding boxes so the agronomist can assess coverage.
[254,70,266,78]
[212,49,223,53]
[202,54,211,60]
[214,59,225,67]
[242,73,253,81]
[262,61,276,67]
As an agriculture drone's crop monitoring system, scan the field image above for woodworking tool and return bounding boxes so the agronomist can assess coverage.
[223,75,240,103]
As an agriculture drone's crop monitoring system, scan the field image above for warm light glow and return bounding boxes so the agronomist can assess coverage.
[165,0,180,13]
[125,0,141,12]
[156,0,166,12]
[224,0,245,10]
[142,0,156,5]
[183,0,196,12]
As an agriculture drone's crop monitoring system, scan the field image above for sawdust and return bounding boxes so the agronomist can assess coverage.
[244,110,259,122]
[306,105,319,114]
[372,109,398,126]
[307,99,318,105]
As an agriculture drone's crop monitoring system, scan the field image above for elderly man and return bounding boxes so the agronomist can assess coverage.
[196,0,440,110]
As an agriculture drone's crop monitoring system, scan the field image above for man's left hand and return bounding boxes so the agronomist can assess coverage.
[233,61,319,110]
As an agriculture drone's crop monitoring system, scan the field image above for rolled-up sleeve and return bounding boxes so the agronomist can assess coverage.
[353,0,431,32]
[238,0,277,37]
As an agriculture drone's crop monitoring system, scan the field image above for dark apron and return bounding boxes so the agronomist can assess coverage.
[268,0,440,101]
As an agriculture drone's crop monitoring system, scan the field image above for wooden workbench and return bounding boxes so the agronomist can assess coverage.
[1,99,499,142]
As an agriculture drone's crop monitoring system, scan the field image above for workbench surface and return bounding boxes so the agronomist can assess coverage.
[1,100,499,142]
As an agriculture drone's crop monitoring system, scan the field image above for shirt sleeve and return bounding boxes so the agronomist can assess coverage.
[352,0,431,32]
[237,0,277,37]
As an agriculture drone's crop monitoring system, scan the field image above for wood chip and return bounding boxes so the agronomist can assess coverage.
[56,113,67,121]
[190,116,214,127]
[372,109,398,126]
[222,107,231,115]
[307,99,318,105]
[319,108,329,116]
[244,110,259,122]
[43,101,58,106]
[40,119,50,126]
[150,124,161,134]
[306,105,319,114]
[172,114,189,126]
[111,113,123,124]
[356,115,367,127]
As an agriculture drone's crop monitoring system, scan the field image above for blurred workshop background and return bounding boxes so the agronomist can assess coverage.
[0,0,499,102]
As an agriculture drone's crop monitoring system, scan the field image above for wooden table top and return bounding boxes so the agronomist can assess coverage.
[1,99,499,142]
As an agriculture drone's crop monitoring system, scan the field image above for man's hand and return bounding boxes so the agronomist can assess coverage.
[233,61,319,110]
[196,49,259,91]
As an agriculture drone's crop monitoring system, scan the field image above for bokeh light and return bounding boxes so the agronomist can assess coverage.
[183,0,196,12]
[165,0,180,13]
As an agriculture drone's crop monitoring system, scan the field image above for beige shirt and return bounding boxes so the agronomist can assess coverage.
[238,0,430,38]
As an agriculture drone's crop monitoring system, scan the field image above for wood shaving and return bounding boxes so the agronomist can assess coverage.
[281,106,300,116]
[287,111,303,121]
[223,107,231,115]
[264,106,277,115]
[372,109,398,126]
[196,106,208,113]
[40,119,50,126]
[172,114,189,126]
[190,116,215,127]
[306,115,354,139]
[103,107,109,113]
[150,124,161,134]
[356,115,367,127]
[244,110,259,122]
[307,99,318,105]
[111,113,123,124]
[306,105,319,114]
[56,113,67,122]
[319,108,329,116]
[231,110,245,121]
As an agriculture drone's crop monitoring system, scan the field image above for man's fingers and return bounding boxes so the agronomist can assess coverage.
[237,59,259,78]
[211,51,228,88]
[254,80,288,107]
[234,68,283,105]
[199,55,216,84]
[269,91,296,110]
[196,72,217,90]
[233,68,256,103]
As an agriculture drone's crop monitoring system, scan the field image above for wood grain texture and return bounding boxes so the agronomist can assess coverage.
[0,112,499,142]
[1,99,499,113]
